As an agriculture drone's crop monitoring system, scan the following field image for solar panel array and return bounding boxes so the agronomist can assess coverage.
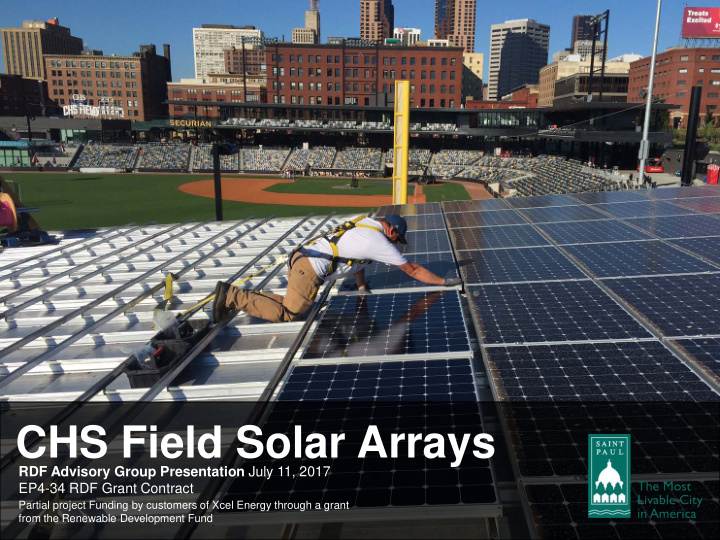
[440,186,719,536]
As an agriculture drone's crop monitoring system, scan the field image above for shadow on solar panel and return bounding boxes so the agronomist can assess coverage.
[340,253,459,292]
[302,291,471,360]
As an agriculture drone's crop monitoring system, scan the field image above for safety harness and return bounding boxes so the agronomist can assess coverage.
[289,216,383,277]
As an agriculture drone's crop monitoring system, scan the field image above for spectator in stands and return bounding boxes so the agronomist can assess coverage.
[212,214,461,323]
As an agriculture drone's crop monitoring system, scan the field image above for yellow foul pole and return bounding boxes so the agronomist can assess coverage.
[392,80,410,205]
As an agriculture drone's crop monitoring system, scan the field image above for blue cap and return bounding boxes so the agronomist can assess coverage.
[383,214,408,244]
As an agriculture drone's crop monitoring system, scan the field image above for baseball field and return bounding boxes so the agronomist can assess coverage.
[1,172,474,231]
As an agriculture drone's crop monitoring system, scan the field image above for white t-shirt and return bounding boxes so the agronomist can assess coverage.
[305,217,408,281]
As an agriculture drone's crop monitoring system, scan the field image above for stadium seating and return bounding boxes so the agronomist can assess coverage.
[192,144,239,171]
[242,148,292,171]
[432,150,484,166]
[139,144,191,170]
[73,144,139,169]
[285,147,336,170]
[332,148,383,170]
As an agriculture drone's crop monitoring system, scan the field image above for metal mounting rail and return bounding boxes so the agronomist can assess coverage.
[0,216,267,473]
[0,223,136,275]
[0,220,215,361]
[176,283,333,539]
[0,221,189,307]
[0,213,333,523]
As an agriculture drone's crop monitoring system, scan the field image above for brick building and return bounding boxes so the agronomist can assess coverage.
[1,18,83,80]
[628,47,720,128]
[44,44,172,121]
[0,74,49,116]
[168,77,267,119]
[265,41,463,108]
[224,46,266,75]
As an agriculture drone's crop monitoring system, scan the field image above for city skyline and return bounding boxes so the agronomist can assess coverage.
[1,0,716,84]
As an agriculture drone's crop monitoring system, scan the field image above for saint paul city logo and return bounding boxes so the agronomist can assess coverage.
[588,434,631,518]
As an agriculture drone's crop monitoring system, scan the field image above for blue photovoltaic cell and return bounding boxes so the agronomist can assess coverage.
[374,202,442,217]
[595,200,696,218]
[456,247,585,284]
[398,229,452,254]
[563,241,718,278]
[442,199,512,212]
[484,342,718,402]
[279,358,477,401]
[525,481,720,539]
[505,194,581,209]
[303,291,471,360]
[668,236,720,264]
[672,338,720,384]
[646,185,720,199]
[445,210,526,228]
[517,205,608,224]
[342,252,458,291]
[537,220,653,245]
[674,197,720,214]
[449,225,551,250]
[605,274,720,338]
[402,213,447,231]
[570,191,650,204]
[468,281,653,345]
[624,214,720,239]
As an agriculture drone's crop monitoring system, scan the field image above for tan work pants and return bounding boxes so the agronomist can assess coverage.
[225,254,323,322]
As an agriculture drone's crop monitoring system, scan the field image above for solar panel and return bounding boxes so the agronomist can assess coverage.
[403,213,447,231]
[672,338,720,384]
[668,236,720,264]
[505,194,581,209]
[595,200,696,219]
[563,241,718,278]
[468,281,653,345]
[342,252,458,291]
[673,196,720,214]
[278,358,478,401]
[646,185,720,199]
[484,342,719,402]
[624,214,720,239]
[442,199,512,213]
[456,247,585,285]
[219,390,499,515]
[605,274,720,338]
[525,480,719,539]
[502,402,720,478]
[374,202,442,217]
[570,190,650,204]
[517,205,608,224]
[398,229,452,254]
[445,210,526,228]
[449,225,551,250]
[537,220,653,245]
[302,291,471,360]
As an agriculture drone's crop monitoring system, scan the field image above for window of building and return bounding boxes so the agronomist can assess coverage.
[450,71,456,80]
[421,84,426,93]
[680,55,689,61]
[335,83,340,91]
[430,71,436,80]
[429,98,434,107]
[679,68,687,74]
[442,58,447,66]
[328,82,333,91]
[353,69,358,77]
[421,57,427,66]
[678,80,686,86]
[449,99,455,108]
[430,58,436,66]
[390,70,395,79]
[711,80,720,86]
[450,58,456,66]
[290,68,296,76]
[410,70,415,79]
[430,85,435,93]
[450,85,455,94]
[708,92,719,98]
[410,84,415,93]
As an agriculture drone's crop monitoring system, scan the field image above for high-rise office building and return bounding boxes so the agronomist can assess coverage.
[360,1,394,41]
[1,18,83,80]
[571,15,595,48]
[294,0,321,44]
[488,18,550,101]
[434,0,477,53]
[193,25,264,79]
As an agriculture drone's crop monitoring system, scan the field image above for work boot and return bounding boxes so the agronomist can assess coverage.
[212,281,232,323]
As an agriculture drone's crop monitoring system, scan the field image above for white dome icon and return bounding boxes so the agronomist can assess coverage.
[595,459,624,490]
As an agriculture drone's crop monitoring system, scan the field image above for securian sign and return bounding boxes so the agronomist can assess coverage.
[169,119,212,128]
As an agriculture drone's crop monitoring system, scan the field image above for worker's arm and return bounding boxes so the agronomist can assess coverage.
[353,268,370,293]
[396,261,448,286]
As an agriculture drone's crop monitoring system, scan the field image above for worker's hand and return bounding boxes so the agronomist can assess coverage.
[443,277,462,287]
[358,285,372,295]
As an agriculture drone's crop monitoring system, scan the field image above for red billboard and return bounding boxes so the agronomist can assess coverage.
[682,7,720,38]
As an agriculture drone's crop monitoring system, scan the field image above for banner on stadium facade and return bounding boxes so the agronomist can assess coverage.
[681,7,720,38]
[63,96,125,119]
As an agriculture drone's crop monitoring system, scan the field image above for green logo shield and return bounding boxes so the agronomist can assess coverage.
[588,434,631,518]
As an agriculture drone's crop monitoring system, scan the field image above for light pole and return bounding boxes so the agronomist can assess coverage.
[212,141,241,221]
[638,0,662,188]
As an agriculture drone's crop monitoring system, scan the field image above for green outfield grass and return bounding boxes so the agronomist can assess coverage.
[1,172,470,230]
[264,178,414,196]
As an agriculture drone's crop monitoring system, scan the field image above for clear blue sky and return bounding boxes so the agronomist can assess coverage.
[1,0,715,82]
